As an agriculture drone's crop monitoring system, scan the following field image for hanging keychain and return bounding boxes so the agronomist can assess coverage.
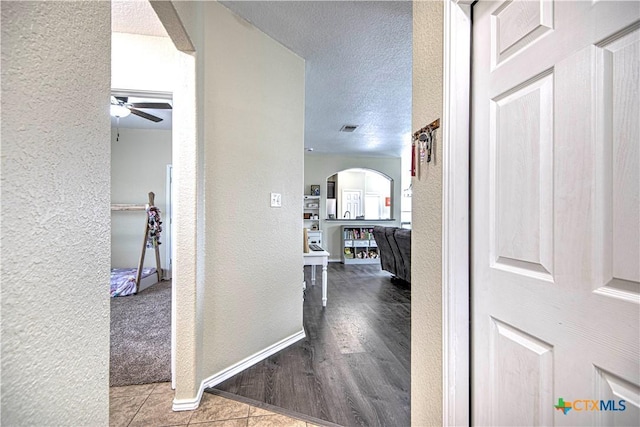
[419,132,427,165]
[412,118,440,178]
[426,128,434,163]
[411,137,417,176]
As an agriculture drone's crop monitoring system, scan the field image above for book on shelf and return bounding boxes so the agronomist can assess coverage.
[343,227,375,240]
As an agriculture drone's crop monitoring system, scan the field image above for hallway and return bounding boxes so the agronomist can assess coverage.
[213,263,411,426]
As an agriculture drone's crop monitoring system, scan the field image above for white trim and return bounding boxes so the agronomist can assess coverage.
[167,163,175,389]
[111,88,172,100]
[165,164,173,279]
[172,382,206,412]
[172,329,306,411]
[442,1,472,426]
[171,275,176,390]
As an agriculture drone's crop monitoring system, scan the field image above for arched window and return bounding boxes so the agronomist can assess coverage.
[326,168,393,220]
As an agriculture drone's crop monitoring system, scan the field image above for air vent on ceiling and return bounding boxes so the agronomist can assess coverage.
[340,124,358,133]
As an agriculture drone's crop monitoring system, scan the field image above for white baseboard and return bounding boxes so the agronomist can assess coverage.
[172,382,205,412]
[172,329,306,412]
[202,329,306,389]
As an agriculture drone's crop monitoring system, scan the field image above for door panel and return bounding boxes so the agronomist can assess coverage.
[489,318,554,426]
[603,28,640,290]
[491,70,554,280]
[472,1,640,425]
[492,0,554,66]
[595,368,640,426]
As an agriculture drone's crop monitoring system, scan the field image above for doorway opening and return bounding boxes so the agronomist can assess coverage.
[109,1,178,390]
[109,90,174,387]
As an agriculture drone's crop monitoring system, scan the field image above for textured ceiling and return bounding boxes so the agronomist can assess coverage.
[112,1,412,157]
[220,1,412,158]
[111,0,168,37]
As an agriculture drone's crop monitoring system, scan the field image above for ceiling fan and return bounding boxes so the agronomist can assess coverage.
[110,96,172,122]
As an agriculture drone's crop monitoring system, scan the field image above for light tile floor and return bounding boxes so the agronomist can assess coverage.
[110,383,322,427]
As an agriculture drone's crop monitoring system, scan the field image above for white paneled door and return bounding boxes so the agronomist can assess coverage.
[342,190,362,218]
[472,1,640,425]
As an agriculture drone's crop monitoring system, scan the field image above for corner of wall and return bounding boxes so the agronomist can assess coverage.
[411,0,445,425]
[170,1,306,405]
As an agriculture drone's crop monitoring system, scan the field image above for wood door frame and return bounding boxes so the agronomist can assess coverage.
[442,1,472,425]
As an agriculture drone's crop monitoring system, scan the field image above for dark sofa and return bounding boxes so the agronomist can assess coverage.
[373,226,411,283]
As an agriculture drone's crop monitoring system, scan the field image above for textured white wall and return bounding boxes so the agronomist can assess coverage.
[171,48,202,401]
[112,32,176,93]
[201,1,305,377]
[412,0,444,425]
[111,128,172,270]
[304,154,401,260]
[166,0,204,402]
[1,1,111,425]
[168,1,305,401]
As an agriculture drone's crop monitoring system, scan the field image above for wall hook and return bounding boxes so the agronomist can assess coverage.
[411,118,440,176]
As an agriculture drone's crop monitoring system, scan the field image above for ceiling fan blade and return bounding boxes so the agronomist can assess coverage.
[129,108,163,122]
[129,102,172,110]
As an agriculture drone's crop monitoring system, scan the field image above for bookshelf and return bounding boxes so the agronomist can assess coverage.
[341,226,379,264]
[304,195,322,246]
[303,195,320,229]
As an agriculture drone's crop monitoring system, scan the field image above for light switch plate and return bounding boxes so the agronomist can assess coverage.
[270,192,282,207]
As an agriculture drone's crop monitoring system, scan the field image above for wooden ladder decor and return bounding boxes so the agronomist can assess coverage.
[135,192,163,292]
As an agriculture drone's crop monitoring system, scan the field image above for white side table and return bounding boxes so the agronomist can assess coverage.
[303,250,329,307]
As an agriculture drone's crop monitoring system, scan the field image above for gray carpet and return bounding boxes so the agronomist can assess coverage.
[110,280,171,386]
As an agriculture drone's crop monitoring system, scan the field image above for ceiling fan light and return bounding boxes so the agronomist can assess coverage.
[110,104,131,118]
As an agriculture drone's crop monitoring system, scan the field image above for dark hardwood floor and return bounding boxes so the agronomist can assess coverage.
[211,263,411,427]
